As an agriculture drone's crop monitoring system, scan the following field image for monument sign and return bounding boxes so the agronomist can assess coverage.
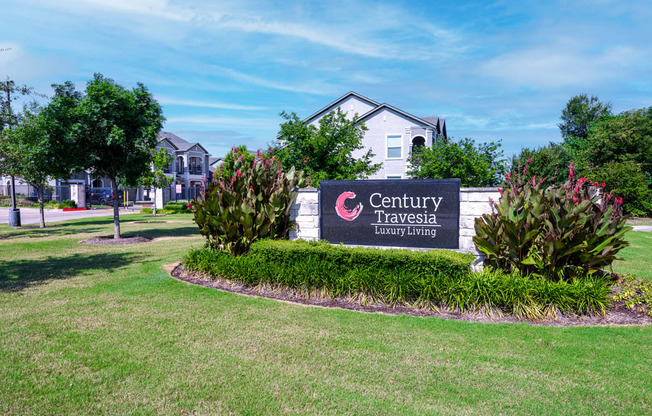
[320,179,460,249]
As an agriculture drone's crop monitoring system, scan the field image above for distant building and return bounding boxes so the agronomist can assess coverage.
[304,92,447,179]
[2,131,212,205]
[155,131,211,203]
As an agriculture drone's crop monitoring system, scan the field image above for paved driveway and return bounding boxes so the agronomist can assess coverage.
[0,207,140,225]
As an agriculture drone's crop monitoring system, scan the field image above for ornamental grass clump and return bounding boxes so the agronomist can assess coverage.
[190,149,307,256]
[474,160,631,281]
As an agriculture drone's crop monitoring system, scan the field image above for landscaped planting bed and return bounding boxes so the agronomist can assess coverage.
[183,240,625,321]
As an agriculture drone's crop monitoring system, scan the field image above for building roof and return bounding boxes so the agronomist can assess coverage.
[157,131,210,155]
[303,91,379,124]
[304,92,447,138]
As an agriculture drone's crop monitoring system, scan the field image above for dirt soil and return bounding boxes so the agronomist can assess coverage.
[170,264,652,327]
[81,236,152,245]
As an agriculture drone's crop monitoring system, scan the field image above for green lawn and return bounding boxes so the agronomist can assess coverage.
[1,215,650,415]
[614,231,652,282]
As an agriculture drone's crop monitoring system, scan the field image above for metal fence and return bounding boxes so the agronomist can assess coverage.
[0,184,145,206]
[162,185,204,203]
[0,184,71,203]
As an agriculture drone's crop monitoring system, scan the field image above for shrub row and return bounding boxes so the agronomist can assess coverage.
[163,201,190,213]
[184,240,611,319]
[0,195,35,207]
[43,199,76,209]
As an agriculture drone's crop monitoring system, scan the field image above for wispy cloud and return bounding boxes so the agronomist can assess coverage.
[211,65,338,95]
[165,115,278,129]
[156,96,267,111]
[63,0,194,22]
[479,45,640,88]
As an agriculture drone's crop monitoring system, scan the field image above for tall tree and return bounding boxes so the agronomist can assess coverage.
[559,94,612,140]
[408,138,506,187]
[510,142,571,185]
[0,111,56,227]
[0,78,39,212]
[585,107,652,173]
[275,109,380,186]
[68,74,164,238]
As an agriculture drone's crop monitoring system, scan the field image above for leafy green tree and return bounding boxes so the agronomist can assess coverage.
[585,107,652,175]
[140,147,174,216]
[510,142,571,185]
[408,138,506,187]
[1,112,51,227]
[218,145,257,180]
[559,94,612,140]
[0,78,41,212]
[275,109,380,186]
[586,161,652,216]
[65,74,164,238]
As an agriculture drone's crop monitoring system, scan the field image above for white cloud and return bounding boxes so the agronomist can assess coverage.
[156,96,267,111]
[211,65,338,95]
[479,44,641,89]
[62,0,194,22]
[165,115,278,129]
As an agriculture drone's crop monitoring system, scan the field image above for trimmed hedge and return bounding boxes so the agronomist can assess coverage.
[184,240,611,319]
[163,201,190,213]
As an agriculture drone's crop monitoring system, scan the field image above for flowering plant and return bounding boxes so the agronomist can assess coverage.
[190,153,307,256]
[474,160,631,281]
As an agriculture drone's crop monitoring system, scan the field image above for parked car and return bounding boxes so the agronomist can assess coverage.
[88,187,124,206]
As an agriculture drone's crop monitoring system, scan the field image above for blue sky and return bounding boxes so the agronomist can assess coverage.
[2,0,651,159]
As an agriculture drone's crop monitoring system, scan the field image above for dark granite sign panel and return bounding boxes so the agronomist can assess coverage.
[320,179,460,249]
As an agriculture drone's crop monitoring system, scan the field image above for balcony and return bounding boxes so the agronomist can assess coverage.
[188,166,203,175]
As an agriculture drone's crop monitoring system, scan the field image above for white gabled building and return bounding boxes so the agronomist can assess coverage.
[304,92,447,179]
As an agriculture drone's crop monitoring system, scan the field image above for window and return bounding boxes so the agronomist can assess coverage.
[386,175,402,180]
[387,134,402,159]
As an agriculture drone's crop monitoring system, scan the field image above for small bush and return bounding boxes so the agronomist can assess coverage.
[140,207,174,214]
[163,201,190,213]
[56,200,77,209]
[0,195,35,207]
[191,152,307,256]
[474,161,631,281]
[184,240,611,318]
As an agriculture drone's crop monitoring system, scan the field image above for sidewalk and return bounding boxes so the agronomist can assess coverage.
[0,207,140,225]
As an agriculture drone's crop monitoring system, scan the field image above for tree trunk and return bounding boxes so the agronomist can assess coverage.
[111,179,121,239]
[37,185,45,228]
[10,175,17,210]
[153,188,157,216]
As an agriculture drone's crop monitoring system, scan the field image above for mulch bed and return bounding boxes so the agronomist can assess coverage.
[170,264,652,327]
[80,236,152,245]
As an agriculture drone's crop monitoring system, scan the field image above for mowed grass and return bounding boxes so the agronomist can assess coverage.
[0,215,651,415]
[614,231,652,282]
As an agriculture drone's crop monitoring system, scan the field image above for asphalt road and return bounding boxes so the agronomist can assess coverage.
[0,207,140,225]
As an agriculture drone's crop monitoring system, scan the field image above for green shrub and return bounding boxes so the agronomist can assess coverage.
[190,153,307,256]
[0,195,34,207]
[183,241,611,318]
[140,207,174,214]
[56,199,77,209]
[586,160,652,217]
[474,160,631,281]
[163,201,190,213]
